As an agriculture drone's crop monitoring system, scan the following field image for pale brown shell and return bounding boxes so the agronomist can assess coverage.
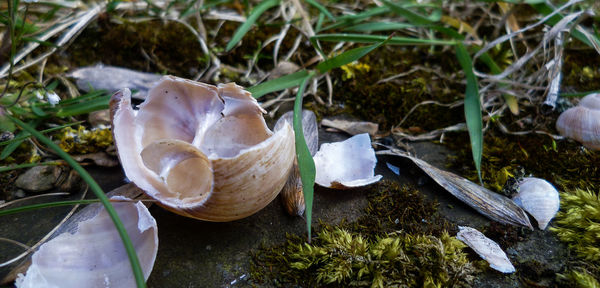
[111,76,295,221]
[556,93,600,150]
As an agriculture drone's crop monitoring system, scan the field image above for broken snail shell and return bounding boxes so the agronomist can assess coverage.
[556,93,600,150]
[512,177,560,230]
[15,196,158,288]
[110,76,295,221]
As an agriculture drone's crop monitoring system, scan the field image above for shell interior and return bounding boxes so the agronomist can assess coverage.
[456,226,515,274]
[111,76,295,221]
[15,197,158,288]
[512,177,560,230]
[313,133,382,189]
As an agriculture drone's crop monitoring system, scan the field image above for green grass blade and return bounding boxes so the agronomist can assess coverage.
[0,161,61,173]
[0,199,99,216]
[322,6,388,31]
[225,0,280,52]
[1,133,25,160]
[304,0,335,21]
[7,116,147,288]
[315,36,388,73]
[55,95,111,117]
[344,21,415,32]
[455,43,483,184]
[248,70,311,98]
[0,121,84,147]
[293,76,316,242]
[531,3,599,48]
[311,33,456,46]
[382,0,440,25]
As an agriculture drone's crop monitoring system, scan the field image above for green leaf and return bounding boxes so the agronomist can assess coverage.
[311,33,456,46]
[225,0,280,52]
[315,36,388,73]
[7,116,147,288]
[293,76,316,242]
[0,121,83,147]
[322,6,388,31]
[305,0,335,21]
[455,43,483,183]
[531,3,599,49]
[248,70,311,98]
[382,0,441,25]
[344,21,415,32]
[55,95,111,117]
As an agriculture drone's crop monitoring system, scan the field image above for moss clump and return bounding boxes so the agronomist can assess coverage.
[557,269,600,288]
[53,126,112,154]
[550,189,600,263]
[250,181,471,286]
[254,228,476,287]
[355,181,455,237]
[445,131,599,192]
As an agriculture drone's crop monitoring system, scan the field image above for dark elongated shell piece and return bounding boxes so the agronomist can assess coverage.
[377,150,533,229]
[275,110,319,216]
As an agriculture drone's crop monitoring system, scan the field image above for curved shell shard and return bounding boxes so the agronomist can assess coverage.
[313,133,382,189]
[15,197,158,288]
[556,93,600,150]
[111,76,295,221]
[456,226,515,274]
[512,177,560,230]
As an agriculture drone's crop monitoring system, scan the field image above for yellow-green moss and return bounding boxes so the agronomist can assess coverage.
[550,189,600,264]
[53,126,112,154]
[250,181,470,286]
[254,227,476,287]
[557,269,600,288]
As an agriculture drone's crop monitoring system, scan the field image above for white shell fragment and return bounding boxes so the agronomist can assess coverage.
[512,177,560,230]
[69,65,162,100]
[456,226,515,274]
[313,133,382,189]
[111,76,295,221]
[15,197,158,288]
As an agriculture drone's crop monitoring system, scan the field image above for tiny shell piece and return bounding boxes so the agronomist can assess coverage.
[456,226,515,274]
[313,133,382,189]
[512,177,560,230]
[15,196,158,288]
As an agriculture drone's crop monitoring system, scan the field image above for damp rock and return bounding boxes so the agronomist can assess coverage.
[14,166,62,193]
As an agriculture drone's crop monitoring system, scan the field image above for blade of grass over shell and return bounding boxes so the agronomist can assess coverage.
[455,43,483,184]
[311,34,456,46]
[382,0,441,25]
[315,36,389,73]
[225,0,280,52]
[0,199,100,216]
[293,76,316,242]
[248,70,311,98]
[7,116,147,288]
[305,0,335,21]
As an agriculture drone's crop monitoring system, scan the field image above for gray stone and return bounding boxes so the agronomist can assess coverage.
[14,166,62,192]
